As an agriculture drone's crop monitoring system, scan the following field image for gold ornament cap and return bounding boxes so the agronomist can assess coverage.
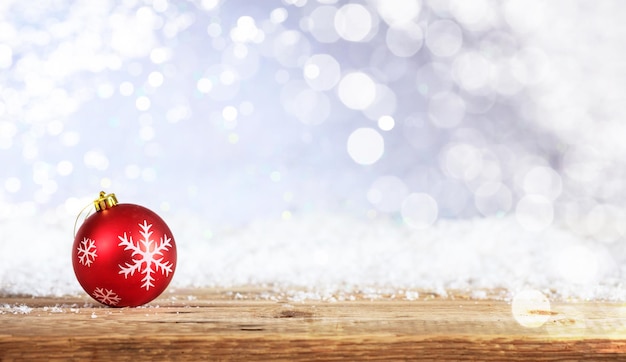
[94,191,118,211]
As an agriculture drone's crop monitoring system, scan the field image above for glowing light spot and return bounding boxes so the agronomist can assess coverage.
[303,54,341,91]
[166,105,191,123]
[428,91,466,128]
[119,81,134,96]
[386,23,423,57]
[201,0,219,10]
[367,175,409,213]
[363,84,397,121]
[338,72,377,110]
[374,0,421,25]
[511,47,550,86]
[4,177,21,193]
[444,143,482,181]
[282,82,330,125]
[378,115,395,131]
[282,210,292,220]
[231,16,263,43]
[449,0,490,29]
[222,105,238,121]
[136,96,151,111]
[150,47,172,64]
[304,64,320,79]
[220,70,237,85]
[512,290,551,328]
[228,133,239,144]
[401,193,438,229]
[516,195,554,231]
[110,10,157,58]
[270,171,281,182]
[335,4,374,42]
[56,160,73,176]
[270,8,288,24]
[453,52,492,91]
[147,71,164,87]
[232,43,248,59]
[197,78,213,93]
[425,20,463,57]
[347,128,384,165]
[307,6,339,43]
[207,23,221,38]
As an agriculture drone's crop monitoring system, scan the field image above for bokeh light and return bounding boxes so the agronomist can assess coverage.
[335,4,375,42]
[1,0,625,299]
[347,128,384,165]
[338,72,377,110]
[512,290,551,328]
[401,193,438,229]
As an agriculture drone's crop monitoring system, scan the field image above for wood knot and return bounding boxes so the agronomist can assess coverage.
[275,310,314,319]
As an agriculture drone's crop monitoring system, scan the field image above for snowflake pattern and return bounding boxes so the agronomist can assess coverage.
[92,287,121,306]
[118,220,174,290]
[76,237,97,267]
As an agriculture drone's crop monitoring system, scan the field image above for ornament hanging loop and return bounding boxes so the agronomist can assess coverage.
[73,191,118,238]
[73,203,94,239]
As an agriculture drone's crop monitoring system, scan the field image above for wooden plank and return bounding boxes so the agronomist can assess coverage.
[1,288,625,360]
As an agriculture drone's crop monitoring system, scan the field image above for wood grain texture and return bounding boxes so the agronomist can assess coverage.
[1,288,625,361]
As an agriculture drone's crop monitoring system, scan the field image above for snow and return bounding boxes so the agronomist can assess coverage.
[0,211,624,301]
[0,304,33,315]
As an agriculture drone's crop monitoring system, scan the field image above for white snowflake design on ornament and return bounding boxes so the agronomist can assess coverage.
[118,220,174,290]
[92,287,121,306]
[77,237,97,267]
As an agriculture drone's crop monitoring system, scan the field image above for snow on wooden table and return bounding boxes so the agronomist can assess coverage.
[1,288,625,361]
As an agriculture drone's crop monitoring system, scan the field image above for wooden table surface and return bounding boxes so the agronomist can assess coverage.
[1,287,625,361]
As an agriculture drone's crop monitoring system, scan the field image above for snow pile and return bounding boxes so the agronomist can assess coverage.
[0,304,33,315]
[0,211,623,301]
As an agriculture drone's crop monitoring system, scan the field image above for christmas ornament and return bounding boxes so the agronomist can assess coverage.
[72,191,177,307]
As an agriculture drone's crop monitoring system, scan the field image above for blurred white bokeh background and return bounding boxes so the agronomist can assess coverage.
[1,0,625,299]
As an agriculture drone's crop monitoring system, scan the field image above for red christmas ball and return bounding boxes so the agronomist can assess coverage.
[72,192,177,307]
